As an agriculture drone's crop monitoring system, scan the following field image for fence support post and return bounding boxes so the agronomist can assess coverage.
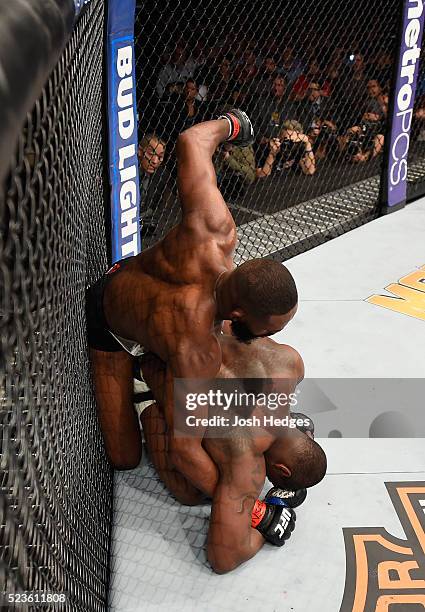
[380,0,425,214]
[106,0,140,262]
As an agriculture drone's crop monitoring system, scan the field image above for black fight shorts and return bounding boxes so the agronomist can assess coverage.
[85,259,132,352]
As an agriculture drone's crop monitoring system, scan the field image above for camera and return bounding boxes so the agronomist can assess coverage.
[345,136,362,159]
[279,138,305,161]
[313,124,338,156]
[360,120,381,149]
[345,120,382,160]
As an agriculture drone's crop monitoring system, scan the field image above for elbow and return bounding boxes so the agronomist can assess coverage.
[207,534,260,574]
[178,126,201,145]
[211,563,235,575]
[104,431,143,471]
[176,131,195,157]
[108,446,142,471]
[207,547,241,574]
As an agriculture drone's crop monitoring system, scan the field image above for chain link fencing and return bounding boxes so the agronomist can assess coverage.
[0,1,112,609]
[135,0,402,261]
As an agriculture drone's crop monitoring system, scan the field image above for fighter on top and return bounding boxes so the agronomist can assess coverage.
[86,110,299,493]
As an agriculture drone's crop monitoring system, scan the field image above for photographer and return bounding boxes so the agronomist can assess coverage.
[340,110,384,163]
[307,119,339,161]
[256,120,316,177]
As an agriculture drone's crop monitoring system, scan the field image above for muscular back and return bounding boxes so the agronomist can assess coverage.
[103,217,236,371]
[217,335,303,381]
[102,121,243,378]
[204,335,304,462]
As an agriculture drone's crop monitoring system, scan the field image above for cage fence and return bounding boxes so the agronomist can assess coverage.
[0,1,112,610]
[135,0,402,260]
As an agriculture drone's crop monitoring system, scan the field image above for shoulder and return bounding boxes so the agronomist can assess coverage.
[267,341,305,382]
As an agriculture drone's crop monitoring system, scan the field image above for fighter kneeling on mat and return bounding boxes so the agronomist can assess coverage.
[139,334,326,573]
[86,110,298,490]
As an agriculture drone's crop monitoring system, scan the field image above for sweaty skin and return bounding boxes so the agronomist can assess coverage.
[140,335,305,573]
[91,118,297,491]
[91,119,234,486]
[104,119,235,376]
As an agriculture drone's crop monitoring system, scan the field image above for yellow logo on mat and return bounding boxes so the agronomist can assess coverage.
[367,266,425,320]
[340,482,425,612]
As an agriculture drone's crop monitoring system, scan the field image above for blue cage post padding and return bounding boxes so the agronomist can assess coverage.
[107,0,140,262]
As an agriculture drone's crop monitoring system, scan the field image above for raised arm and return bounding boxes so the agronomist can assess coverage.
[176,111,254,235]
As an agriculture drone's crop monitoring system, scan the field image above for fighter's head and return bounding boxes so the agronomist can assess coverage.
[264,430,327,490]
[219,259,298,343]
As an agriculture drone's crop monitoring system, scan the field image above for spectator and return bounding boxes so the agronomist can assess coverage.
[255,137,282,178]
[235,48,259,97]
[331,52,368,131]
[251,76,296,142]
[290,59,331,101]
[264,36,280,60]
[412,95,425,141]
[182,79,205,127]
[156,45,197,99]
[256,120,316,177]
[257,55,280,84]
[215,142,256,201]
[352,53,367,80]
[295,80,332,133]
[325,48,345,97]
[372,50,393,93]
[162,79,209,142]
[201,56,237,106]
[138,134,171,237]
[278,47,304,84]
[228,82,252,111]
[339,111,385,163]
[365,79,388,119]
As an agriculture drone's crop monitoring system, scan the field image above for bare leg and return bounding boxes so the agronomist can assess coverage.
[139,352,206,504]
[141,402,206,505]
[90,348,142,469]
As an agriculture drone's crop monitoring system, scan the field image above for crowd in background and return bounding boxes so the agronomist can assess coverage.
[136,34,425,237]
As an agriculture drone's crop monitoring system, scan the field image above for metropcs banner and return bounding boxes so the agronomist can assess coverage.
[107,0,140,262]
[387,0,425,207]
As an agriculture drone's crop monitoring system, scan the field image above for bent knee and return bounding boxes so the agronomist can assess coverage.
[107,446,143,471]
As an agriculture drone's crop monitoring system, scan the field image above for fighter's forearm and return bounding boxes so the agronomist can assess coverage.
[176,118,238,223]
[208,529,265,574]
[178,119,230,160]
